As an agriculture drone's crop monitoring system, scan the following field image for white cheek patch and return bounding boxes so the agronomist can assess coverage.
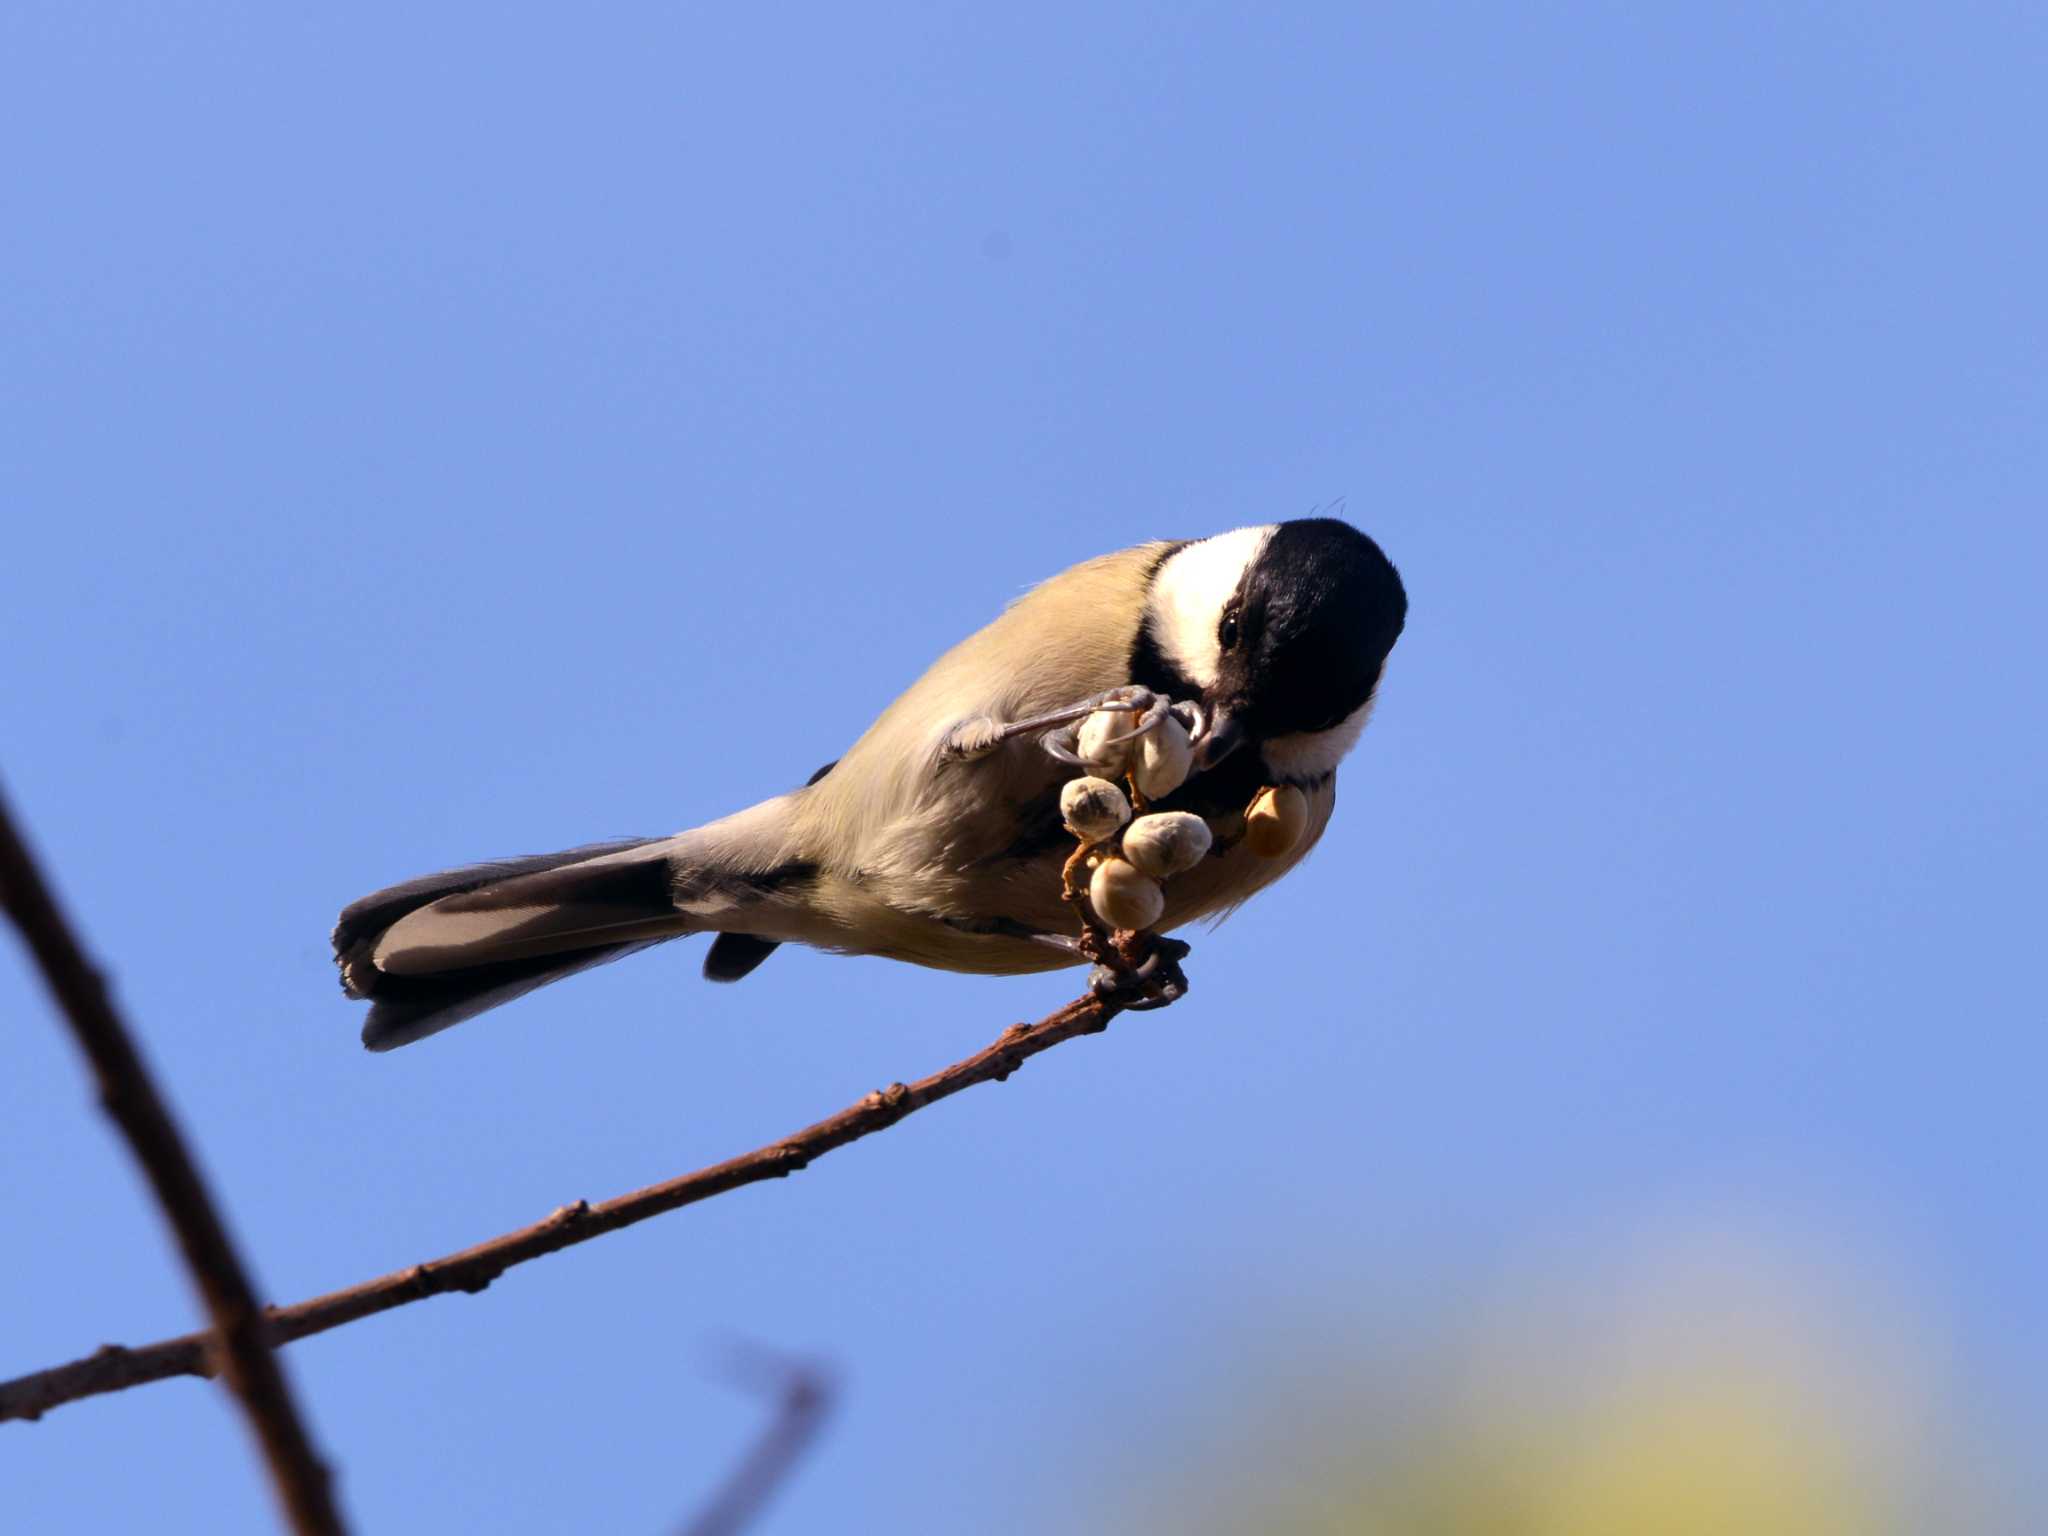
[1148,525,1274,689]
[1260,688,1380,782]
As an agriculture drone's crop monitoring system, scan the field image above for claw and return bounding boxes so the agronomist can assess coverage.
[1041,725,1085,766]
[1132,935,1191,1004]
[945,687,1150,761]
[1095,684,1161,713]
[1011,686,1157,738]
[1099,691,1173,747]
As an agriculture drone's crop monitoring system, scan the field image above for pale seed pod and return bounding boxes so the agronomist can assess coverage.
[1060,776,1132,842]
[1130,713,1194,799]
[1089,857,1166,931]
[1121,811,1212,879]
[1077,708,1138,778]
[1243,784,1309,858]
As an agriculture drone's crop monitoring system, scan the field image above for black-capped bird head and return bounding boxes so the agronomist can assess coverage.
[1138,518,1407,778]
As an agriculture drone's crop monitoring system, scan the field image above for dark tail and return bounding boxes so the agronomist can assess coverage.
[333,839,681,1051]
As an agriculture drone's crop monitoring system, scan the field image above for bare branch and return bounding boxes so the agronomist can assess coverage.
[679,1348,835,1536]
[1,990,1125,1426]
[0,786,348,1535]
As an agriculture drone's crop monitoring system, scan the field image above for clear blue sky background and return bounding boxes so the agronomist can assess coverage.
[3,5,2043,1532]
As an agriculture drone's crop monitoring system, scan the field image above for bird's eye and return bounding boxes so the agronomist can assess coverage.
[1219,611,1241,652]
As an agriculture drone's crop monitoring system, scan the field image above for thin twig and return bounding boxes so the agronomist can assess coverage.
[0,786,348,1535]
[1,991,1126,1426]
[679,1349,835,1536]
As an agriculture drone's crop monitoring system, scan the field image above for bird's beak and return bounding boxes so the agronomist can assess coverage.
[1193,710,1247,773]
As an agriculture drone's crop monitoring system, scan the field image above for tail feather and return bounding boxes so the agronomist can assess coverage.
[333,838,682,1050]
[334,802,820,1047]
[333,840,656,991]
[358,941,662,1052]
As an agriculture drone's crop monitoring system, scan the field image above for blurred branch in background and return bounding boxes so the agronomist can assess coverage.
[679,1348,836,1536]
[1,988,1130,1425]
[0,785,349,1536]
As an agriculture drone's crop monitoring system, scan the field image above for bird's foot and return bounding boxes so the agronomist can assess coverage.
[1088,932,1191,1011]
[1029,687,1206,768]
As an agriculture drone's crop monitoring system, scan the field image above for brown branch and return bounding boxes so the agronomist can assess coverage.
[0,786,348,1536]
[1,989,1126,1426]
[678,1349,835,1536]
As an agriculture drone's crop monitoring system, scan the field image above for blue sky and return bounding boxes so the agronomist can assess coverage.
[3,4,2043,1531]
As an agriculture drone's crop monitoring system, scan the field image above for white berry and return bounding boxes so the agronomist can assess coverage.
[1131,714,1193,799]
[1121,811,1212,879]
[1089,857,1165,931]
[1077,708,1138,777]
[1060,776,1132,842]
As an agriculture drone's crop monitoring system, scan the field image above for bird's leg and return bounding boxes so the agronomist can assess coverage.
[938,685,1172,764]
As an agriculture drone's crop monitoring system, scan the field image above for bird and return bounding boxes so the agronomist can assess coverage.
[333,517,1407,1050]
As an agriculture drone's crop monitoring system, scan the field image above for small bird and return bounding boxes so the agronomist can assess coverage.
[333,518,1406,1049]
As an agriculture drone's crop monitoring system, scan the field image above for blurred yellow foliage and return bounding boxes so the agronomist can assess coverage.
[1099,1223,2027,1536]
